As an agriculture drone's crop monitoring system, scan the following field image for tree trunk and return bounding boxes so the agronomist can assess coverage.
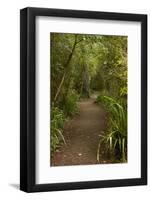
[82,64,90,98]
[53,35,78,104]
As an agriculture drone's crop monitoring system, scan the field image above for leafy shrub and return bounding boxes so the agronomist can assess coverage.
[63,90,79,116]
[97,95,127,163]
[51,107,66,153]
[120,86,127,97]
[119,86,127,109]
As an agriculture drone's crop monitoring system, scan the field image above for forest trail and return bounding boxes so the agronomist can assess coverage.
[51,98,108,166]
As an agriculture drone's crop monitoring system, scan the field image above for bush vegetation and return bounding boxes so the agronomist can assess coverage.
[96,95,127,162]
[51,107,66,152]
[63,90,79,116]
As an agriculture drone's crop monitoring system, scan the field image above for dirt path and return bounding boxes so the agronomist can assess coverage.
[51,98,108,166]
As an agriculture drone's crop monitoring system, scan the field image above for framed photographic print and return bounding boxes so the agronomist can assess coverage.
[20,7,147,192]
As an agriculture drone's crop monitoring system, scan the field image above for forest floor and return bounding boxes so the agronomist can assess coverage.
[51,98,112,166]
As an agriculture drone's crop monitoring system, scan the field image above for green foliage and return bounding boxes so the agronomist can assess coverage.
[51,107,66,152]
[97,95,127,162]
[51,33,127,102]
[120,86,127,97]
[63,90,79,116]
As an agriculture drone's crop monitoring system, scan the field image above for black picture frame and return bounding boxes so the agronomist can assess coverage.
[20,7,147,192]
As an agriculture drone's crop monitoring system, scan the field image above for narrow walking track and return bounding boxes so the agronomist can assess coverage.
[51,98,108,166]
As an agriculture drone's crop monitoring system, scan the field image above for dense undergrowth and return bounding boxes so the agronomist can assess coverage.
[51,91,79,153]
[96,95,127,163]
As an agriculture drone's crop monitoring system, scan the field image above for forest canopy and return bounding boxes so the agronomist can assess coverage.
[51,33,127,105]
